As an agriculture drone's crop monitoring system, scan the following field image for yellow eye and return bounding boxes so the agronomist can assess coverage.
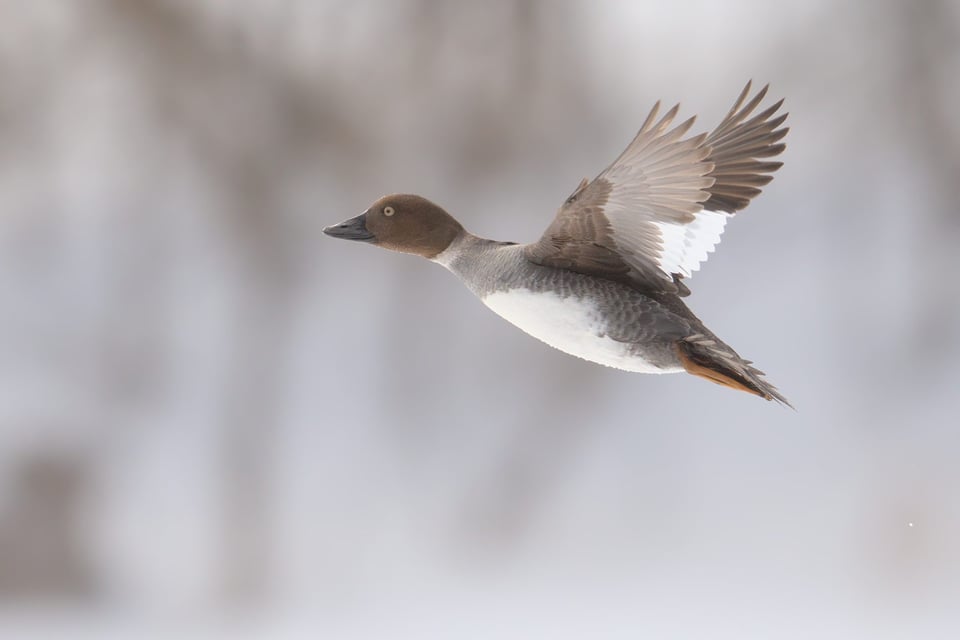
[383,206,395,217]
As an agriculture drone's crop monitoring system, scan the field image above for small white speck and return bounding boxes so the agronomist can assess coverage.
[908,522,914,528]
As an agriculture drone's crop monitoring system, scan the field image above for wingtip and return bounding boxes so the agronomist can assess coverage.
[738,80,753,103]
[675,114,699,138]
[639,100,662,132]
[659,103,682,129]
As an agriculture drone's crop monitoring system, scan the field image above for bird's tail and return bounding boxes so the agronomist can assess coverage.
[675,334,792,408]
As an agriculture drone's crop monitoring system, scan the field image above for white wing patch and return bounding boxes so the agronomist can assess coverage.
[652,209,729,278]
[604,193,731,282]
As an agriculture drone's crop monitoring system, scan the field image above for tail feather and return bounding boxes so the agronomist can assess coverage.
[676,335,793,408]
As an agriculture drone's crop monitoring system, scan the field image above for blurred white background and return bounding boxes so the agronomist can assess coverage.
[1,0,959,638]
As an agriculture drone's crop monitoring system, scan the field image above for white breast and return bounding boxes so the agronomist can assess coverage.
[481,289,682,374]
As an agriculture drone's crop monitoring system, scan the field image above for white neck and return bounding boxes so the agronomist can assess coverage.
[431,231,478,270]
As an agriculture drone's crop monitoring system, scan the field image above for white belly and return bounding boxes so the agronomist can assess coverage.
[481,289,682,374]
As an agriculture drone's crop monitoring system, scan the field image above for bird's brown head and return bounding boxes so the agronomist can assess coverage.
[323,194,464,259]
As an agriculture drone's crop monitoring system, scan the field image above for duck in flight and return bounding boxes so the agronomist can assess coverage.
[325,82,791,406]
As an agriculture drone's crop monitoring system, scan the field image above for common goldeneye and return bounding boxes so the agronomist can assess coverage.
[325,82,791,406]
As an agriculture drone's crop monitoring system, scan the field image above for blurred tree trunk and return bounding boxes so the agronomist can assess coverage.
[891,0,960,367]
[0,453,96,600]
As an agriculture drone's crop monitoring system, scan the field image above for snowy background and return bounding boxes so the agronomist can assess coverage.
[1,1,959,638]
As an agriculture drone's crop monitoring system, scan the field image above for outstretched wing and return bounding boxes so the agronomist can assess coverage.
[524,82,788,295]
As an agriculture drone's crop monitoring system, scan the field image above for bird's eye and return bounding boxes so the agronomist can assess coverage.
[383,206,395,217]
